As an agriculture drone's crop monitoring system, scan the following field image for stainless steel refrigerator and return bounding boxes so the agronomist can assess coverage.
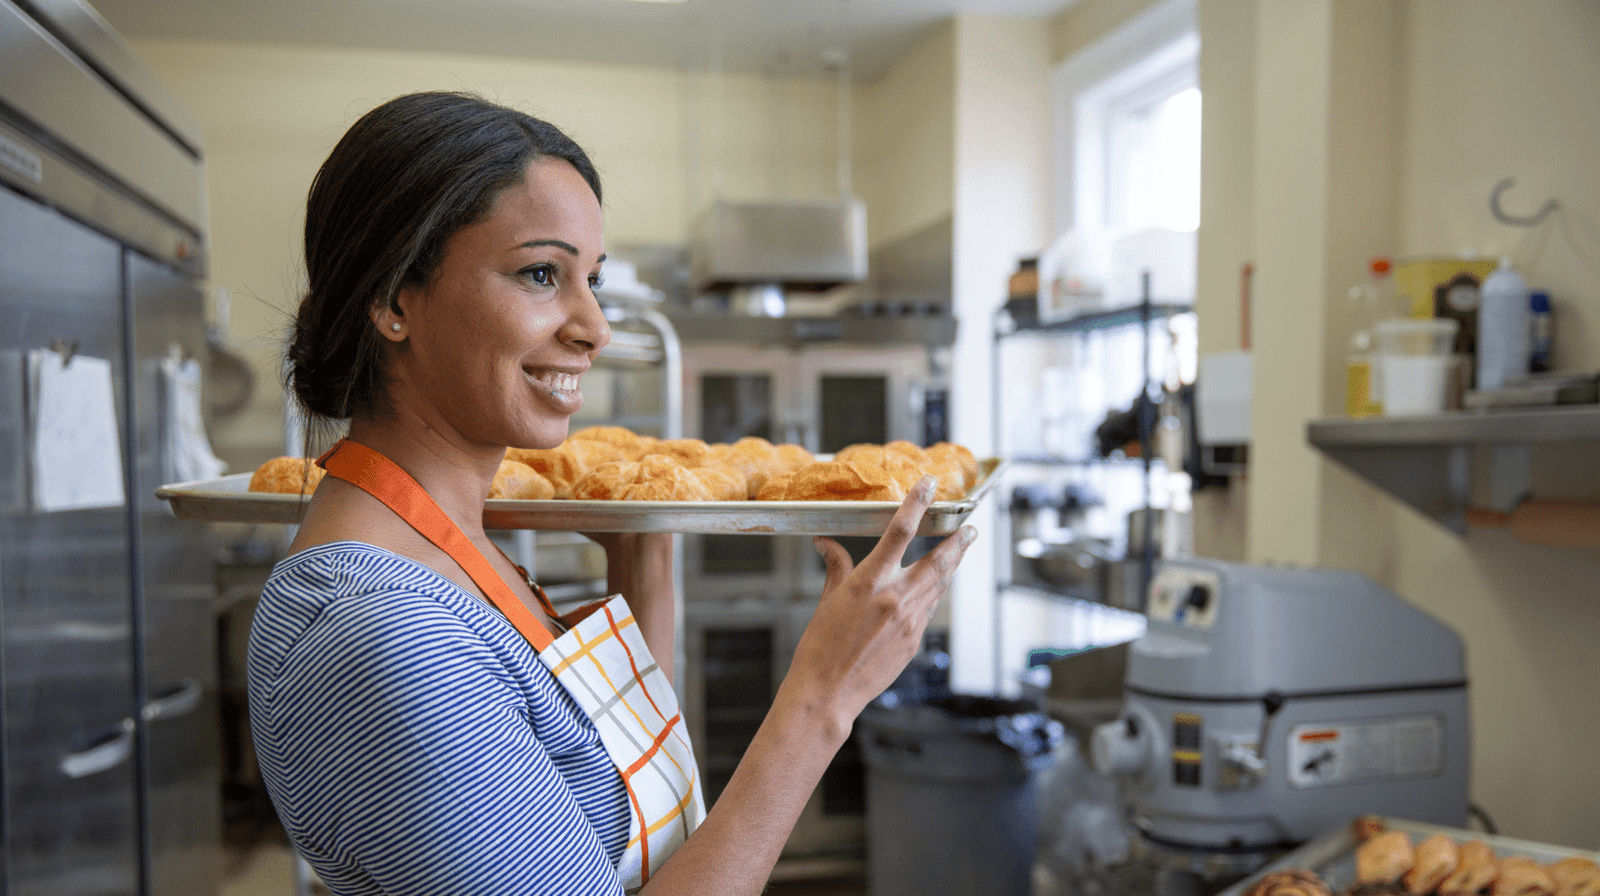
[1,0,222,892]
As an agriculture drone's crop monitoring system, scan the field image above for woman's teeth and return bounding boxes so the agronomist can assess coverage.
[537,372,579,393]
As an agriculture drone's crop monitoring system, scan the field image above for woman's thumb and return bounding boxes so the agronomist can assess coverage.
[813,536,852,593]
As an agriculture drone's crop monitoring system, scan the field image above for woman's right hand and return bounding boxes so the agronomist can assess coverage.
[783,475,977,743]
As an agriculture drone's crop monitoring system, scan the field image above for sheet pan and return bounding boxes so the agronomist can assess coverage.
[1218,816,1600,896]
[156,458,1004,536]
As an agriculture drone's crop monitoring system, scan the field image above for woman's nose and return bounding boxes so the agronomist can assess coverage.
[561,286,612,354]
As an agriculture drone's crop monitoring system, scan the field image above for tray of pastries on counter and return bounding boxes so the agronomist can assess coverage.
[1222,816,1600,896]
[156,426,1005,535]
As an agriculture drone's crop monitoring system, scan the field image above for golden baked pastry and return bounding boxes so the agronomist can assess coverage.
[248,456,325,495]
[691,463,748,501]
[775,442,815,470]
[781,459,907,502]
[1548,857,1600,896]
[1247,870,1332,896]
[489,459,555,500]
[649,438,715,467]
[568,424,656,458]
[1357,830,1416,885]
[508,439,625,498]
[927,441,980,488]
[1439,841,1499,896]
[1404,834,1460,895]
[571,456,715,501]
[755,471,795,501]
[1495,857,1557,896]
[833,444,925,494]
[717,436,787,497]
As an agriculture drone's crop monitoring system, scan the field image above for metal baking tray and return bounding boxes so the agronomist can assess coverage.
[156,458,1005,536]
[1219,817,1600,896]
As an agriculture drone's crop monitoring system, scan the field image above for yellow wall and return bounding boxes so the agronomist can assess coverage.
[853,22,956,250]
[1191,0,1600,847]
[129,39,844,471]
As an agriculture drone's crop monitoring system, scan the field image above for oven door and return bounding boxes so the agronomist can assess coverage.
[681,347,807,602]
[795,345,931,453]
[683,599,865,859]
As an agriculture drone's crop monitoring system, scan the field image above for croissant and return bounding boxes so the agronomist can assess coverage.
[1404,835,1460,895]
[489,460,554,500]
[1357,830,1416,885]
[1247,870,1332,896]
[1439,840,1499,896]
[783,459,907,501]
[570,456,714,501]
[1548,857,1600,896]
[1495,857,1557,896]
[249,456,325,495]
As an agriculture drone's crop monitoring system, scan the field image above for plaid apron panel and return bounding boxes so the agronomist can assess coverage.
[539,596,704,890]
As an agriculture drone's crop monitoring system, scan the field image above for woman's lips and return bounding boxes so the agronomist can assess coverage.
[528,368,583,413]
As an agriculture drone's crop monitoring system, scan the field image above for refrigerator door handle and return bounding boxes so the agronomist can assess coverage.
[142,676,203,722]
[60,717,136,778]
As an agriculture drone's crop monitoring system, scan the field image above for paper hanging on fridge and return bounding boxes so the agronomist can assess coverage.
[28,348,126,512]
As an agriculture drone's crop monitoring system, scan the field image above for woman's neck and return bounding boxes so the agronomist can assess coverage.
[342,417,504,539]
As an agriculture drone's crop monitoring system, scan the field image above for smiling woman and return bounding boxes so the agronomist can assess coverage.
[247,90,977,896]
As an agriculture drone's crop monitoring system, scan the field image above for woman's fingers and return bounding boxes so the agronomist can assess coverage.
[902,525,977,614]
[860,476,938,577]
[813,536,853,595]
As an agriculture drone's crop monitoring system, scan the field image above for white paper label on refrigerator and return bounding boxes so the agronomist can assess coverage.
[28,349,126,512]
[1286,714,1444,789]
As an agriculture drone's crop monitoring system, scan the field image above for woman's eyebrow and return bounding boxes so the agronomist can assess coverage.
[515,240,606,265]
[517,239,579,255]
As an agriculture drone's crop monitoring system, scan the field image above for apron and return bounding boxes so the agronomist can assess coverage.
[319,439,704,891]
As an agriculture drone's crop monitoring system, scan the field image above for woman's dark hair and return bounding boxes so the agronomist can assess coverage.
[286,91,601,424]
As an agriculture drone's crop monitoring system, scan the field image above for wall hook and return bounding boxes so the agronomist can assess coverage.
[1489,177,1557,227]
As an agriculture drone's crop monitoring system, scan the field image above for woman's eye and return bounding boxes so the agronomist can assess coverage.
[521,264,555,286]
[589,272,605,290]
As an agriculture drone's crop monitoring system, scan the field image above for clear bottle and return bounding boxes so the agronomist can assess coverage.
[1344,256,1394,417]
[1476,256,1531,391]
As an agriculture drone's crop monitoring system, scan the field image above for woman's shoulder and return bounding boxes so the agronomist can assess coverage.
[250,542,505,672]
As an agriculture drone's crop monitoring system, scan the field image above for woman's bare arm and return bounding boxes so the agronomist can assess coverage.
[641,476,976,895]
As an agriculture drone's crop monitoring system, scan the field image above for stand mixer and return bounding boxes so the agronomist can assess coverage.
[1089,559,1471,893]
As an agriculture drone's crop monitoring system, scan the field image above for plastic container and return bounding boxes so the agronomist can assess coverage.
[1476,257,1531,391]
[1373,318,1459,415]
[1529,290,1552,373]
[857,692,1065,896]
[1344,257,1397,417]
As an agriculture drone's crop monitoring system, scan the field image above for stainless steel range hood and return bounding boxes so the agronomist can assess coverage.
[688,197,867,293]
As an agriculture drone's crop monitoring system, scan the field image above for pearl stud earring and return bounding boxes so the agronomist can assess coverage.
[390,322,402,332]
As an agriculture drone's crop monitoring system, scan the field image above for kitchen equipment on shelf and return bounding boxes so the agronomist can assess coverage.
[1373,317,1460,415]
[1090,558,1470,893]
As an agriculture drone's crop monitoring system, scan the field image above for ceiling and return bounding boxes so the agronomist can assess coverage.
[88,0,1075,83]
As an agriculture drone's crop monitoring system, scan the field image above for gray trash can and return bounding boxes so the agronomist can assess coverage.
[857,692,1065,896]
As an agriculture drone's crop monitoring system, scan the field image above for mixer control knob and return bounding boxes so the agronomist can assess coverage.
[1184,584,1211,611]
[1091,714,1153,779]
[1219,739,1267,789]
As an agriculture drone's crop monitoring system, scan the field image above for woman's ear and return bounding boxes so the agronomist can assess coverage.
[372,293,407,341]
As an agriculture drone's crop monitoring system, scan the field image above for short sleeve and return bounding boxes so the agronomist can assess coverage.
[249,548,628,896]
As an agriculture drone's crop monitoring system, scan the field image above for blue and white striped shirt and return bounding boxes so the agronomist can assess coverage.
[247,542,631,895]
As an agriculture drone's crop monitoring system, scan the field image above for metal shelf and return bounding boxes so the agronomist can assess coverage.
[1307,405,1600,534]
[996,301,1193,337]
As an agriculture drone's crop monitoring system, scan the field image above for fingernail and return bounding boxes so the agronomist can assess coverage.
[960,527,977,546]
[918,475,936,499]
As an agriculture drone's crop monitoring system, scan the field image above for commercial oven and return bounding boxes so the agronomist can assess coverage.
[669,316,956,862]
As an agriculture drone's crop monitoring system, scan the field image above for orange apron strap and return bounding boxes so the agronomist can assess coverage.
[318,439,555,652]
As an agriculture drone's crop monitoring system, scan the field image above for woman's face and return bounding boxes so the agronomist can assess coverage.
[387,157,610,451]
